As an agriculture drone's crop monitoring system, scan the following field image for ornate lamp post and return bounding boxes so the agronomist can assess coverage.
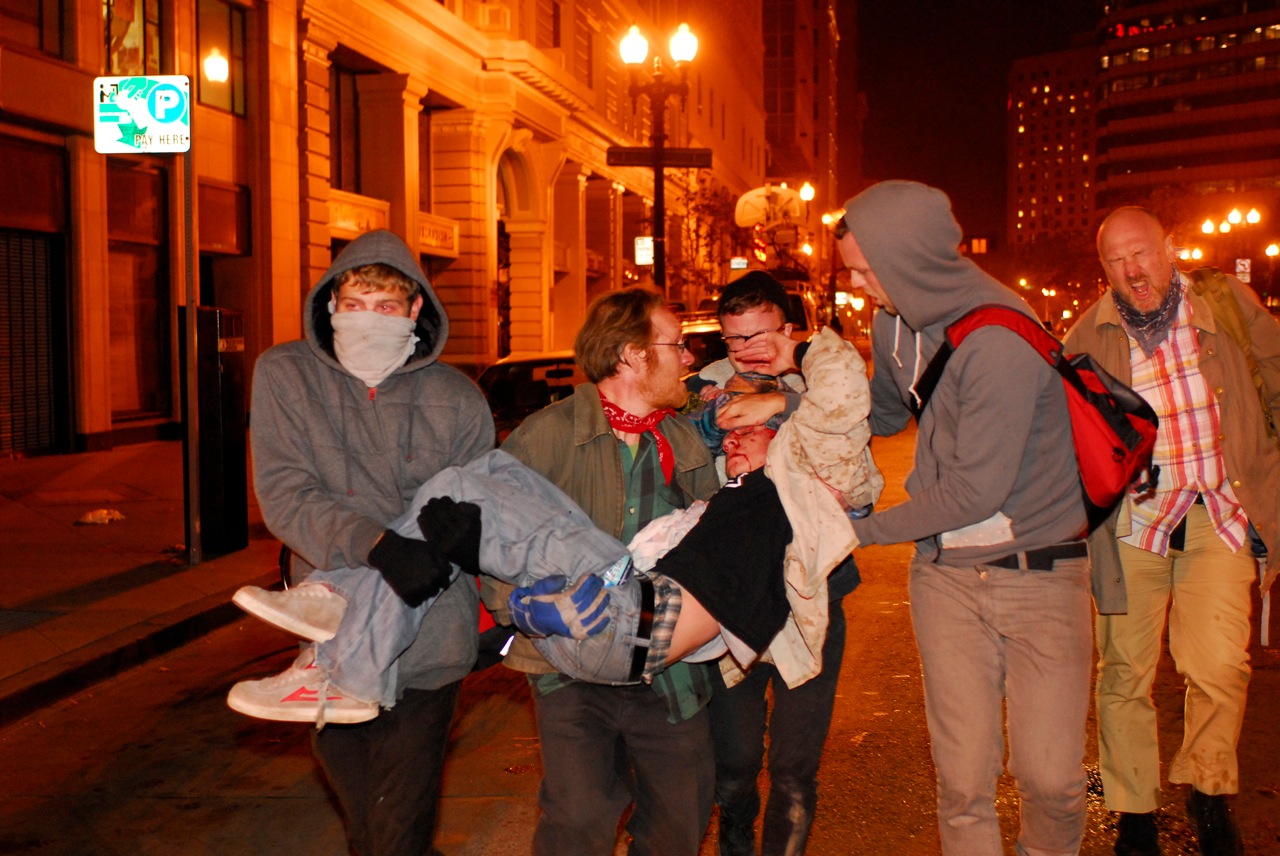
[1201,207,1264,281]
[620,23,697,290]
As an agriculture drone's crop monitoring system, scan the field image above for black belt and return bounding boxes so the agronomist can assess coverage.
[986,541,1088,571]
[628,576,656,683]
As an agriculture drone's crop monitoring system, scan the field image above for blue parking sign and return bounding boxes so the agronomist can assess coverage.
[94,75,191,154]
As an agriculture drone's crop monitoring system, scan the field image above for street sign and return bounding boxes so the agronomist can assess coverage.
[94,75,191,154]
[635,236,654,266]
[1237,258,1252,284]
[607,146,713,168]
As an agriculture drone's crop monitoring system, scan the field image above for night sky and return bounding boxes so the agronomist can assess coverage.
[842,0,1101,239]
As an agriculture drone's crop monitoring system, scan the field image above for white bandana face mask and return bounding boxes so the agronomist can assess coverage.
[330,310,419,388]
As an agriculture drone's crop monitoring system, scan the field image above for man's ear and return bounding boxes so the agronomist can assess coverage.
[618,341,648,373]
[408,294,425,322]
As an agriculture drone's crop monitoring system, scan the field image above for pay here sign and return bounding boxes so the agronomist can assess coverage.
[94,75,191,154]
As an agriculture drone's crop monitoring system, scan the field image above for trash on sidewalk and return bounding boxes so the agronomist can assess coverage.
[76,508,126,525]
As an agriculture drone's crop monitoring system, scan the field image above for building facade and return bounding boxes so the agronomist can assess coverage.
[1007,44,1097,248]
[0,0,766,455]
[754,0,842,304]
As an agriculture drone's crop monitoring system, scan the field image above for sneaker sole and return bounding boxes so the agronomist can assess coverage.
[226,689,378,724]
[232,589,338,642]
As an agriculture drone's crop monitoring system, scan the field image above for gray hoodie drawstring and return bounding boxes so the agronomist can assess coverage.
[907,333,924,410]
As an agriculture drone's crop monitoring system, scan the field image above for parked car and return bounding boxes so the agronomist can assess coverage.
[476,350,586,442]
[680,311,728,374]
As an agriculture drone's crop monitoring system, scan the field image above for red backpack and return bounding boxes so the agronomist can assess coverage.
[914,304,1159,531]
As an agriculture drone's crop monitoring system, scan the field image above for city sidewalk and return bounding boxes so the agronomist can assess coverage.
[0,440,280,728]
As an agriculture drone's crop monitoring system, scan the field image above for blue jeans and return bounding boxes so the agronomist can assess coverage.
[711,597,848,856]
[310,450,635,705]
[909,554,1092,856]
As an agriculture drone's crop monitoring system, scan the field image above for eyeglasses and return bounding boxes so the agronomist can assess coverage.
[722,325,787,350]
[831,217,850,239]
[650,340,690,353]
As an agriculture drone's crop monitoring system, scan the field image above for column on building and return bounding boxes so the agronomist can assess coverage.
[551,163,589,350]
[298,20,336,296]
[68,136,113,446]
[584,177,624,299]
[431,109,508,371]
[257,0,303,350]
[357,73,429,246]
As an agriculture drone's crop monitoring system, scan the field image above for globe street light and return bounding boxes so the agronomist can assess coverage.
[620,23,697,290]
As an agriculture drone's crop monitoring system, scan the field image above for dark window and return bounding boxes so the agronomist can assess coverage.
[330,66,360,193]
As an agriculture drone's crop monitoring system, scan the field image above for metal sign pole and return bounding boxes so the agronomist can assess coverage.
[183,148,202,566]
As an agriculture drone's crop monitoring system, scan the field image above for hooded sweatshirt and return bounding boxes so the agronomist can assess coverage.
[845,182,1086,564]
[250,230,496,691]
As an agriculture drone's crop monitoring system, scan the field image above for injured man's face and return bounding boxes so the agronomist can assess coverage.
[722,425,777,478]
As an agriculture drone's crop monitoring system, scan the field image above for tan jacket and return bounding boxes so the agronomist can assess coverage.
[1063,274,1280,612]
[740,328,883,688]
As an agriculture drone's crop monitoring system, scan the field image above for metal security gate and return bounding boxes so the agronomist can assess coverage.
[0,230,67,455]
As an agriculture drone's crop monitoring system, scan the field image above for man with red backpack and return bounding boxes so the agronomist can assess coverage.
[821,181,1094,854]
[1065,207,1280,856]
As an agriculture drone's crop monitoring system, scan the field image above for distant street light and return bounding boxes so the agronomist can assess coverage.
[620,23,698,290]
[1040,286,1056,319]
[1200,207,1264,280]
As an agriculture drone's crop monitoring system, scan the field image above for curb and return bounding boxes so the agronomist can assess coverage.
[0,571,277,730]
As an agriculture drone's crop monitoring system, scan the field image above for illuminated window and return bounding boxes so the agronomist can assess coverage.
[197,0,246,115]
[104,0,162,75]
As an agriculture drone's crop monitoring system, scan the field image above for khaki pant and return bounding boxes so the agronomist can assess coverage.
[1096,504,1255,812]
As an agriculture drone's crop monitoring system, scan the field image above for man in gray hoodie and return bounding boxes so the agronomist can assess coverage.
[836,182,1092,854]
[248,230,495,856]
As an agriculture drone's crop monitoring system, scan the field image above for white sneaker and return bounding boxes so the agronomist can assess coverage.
[227,651,378,726]
[233,582,346,642]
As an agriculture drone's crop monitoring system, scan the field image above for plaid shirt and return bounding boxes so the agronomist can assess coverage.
[1124,291,1247,556]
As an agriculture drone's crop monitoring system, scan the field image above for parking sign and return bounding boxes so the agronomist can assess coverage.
[94,76,191,154]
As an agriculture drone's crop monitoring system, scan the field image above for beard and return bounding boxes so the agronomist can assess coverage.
[637,357,689,412]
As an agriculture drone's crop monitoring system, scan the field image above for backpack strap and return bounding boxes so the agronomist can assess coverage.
[1189,267,1276,440]
[912,305,1058,416]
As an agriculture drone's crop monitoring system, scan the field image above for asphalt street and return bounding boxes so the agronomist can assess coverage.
[2,427,1278,855]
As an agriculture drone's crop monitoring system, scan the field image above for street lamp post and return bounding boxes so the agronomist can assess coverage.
[620,24,697,290]
[1201,207,1264,281]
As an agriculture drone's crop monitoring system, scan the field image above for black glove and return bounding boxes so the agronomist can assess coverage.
[367,530,452,607]
[417,497,483,574]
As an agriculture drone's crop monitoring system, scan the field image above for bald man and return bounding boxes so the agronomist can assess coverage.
[1064,207,1280,856]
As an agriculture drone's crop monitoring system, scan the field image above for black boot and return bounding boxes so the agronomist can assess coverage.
[1114,811,1161,856]
[1186,788,1243,856]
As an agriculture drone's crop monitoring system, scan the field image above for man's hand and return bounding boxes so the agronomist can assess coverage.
[730,330,801,377]
[367,530,453,607]
[716,391,786,430]
[508,574,610,640]
[417,497,482,574]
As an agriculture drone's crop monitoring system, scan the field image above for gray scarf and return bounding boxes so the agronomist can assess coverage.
[1113,264,1183,358]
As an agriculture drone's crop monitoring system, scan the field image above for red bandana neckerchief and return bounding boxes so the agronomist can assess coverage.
[599,394,676,485]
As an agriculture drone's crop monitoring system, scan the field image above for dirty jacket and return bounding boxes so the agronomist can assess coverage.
[251,230,495,692]
[741,328,882,688]
[844,181,1087,561]
[1063,272,1280,612]
[485,383,719,681]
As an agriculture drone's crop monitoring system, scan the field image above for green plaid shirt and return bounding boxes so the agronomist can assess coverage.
[531,434,714,722]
